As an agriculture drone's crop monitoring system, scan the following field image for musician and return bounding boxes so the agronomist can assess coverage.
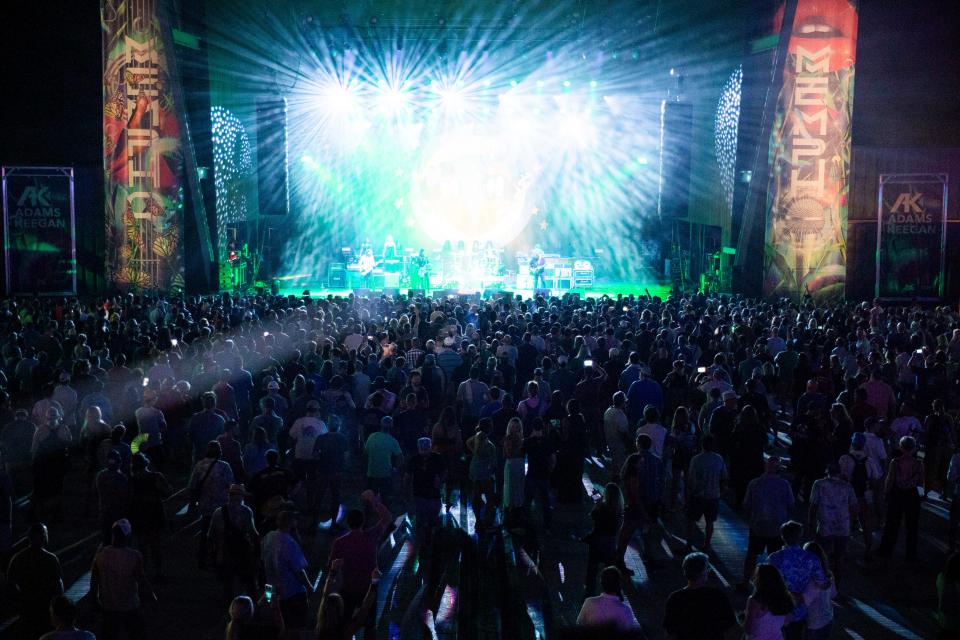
[411,249,431,291]
[382,234,398,260]
[358,247,376,289]
[529,246,546,291]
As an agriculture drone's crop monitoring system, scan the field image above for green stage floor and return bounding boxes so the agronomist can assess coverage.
[271,279,672,301]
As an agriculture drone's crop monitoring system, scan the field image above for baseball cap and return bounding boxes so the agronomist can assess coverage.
[113,518,132,537]
[721,390,738,401]
[850,432,866,449]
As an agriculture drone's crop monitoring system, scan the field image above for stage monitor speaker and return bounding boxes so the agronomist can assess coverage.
[658,100,693,219]
[408,289,425,298]
[382,287,400,297]
[534,288,551,298]
[327,263,346,288]
[256,97,290,216]
[352,288,372,298]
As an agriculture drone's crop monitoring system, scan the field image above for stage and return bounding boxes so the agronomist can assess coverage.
[270,278,672,301]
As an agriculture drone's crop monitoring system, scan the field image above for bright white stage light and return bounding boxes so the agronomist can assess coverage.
[326,83,357,115]
[559,112,594,145]
[438,87,466,112]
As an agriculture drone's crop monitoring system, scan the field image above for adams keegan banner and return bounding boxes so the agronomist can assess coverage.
[2,167,76,294]
[763,0,858,300]
[877,174,947,300]
[102,0,184,291]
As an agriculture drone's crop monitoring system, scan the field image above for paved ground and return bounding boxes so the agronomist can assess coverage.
[0,430,946,639]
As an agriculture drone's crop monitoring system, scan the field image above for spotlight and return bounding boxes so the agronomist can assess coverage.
[438,87,465,112]
[559,113,593,145]
[326,83,357,115]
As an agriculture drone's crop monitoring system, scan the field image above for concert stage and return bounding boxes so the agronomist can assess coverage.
[273,279,672,302]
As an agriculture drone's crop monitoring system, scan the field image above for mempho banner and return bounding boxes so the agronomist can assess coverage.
[102,0,184,291]
[763,0,858,300]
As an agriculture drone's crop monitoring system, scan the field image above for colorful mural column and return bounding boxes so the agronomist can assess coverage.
[102,0,184,291]
[764,0,858,300]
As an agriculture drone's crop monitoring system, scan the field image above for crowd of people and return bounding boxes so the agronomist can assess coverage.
[0,290,959,639]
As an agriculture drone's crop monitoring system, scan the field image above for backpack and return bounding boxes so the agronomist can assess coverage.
[850,456,868,498]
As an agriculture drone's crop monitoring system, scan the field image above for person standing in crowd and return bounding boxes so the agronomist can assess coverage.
[190,440,234,569]
[925,399,955,496]
[88,519,157,640]
[364,415,402,498]
[617,433,664,574]
[802,542,838,640]
[217,419,246,483]
[728,405,767,508]
[315,418,350,523]
[242,426,272,478]
[134,389,166,468]
[685,434,727,552]
[96,449,131,545]
[405,436,446,555]
[32,406,71,521]
[638,405,667,459]
[742,457,794,588]
[189,392,226,463]
[40,595,97,640]
[6,523,64,638]
[251,396,284,449]
[261,510,313,631]
[743,564,795,640]
[839,432,882,559]
[767,521,827,640]
[288,400,326,516]
[808,461,858,583]
[523,417,556,531]
[208,484,260,603]
[707,390,738,459]
[501,417,525,526]
[576,566,641,632]
[663,552,737,640]
[326,490,393,637]
[583,483,624,597]
[129,452,172,583]
[603,392,630,481]
[466,419,498,527]
[877,436,924,561]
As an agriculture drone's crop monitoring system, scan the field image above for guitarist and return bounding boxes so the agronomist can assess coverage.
[411,249,431,291]
[357,248,377,289]
[529,247,546,291]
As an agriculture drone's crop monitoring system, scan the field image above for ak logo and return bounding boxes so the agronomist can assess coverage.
[890,192,923,214]
[16,185,52,208]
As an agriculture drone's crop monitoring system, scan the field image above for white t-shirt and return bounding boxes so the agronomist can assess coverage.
[576,593,641,631]
[288,416,327,460]
[638,422,667,458]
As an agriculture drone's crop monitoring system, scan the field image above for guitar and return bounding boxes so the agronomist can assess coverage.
[529,255,545,278]
[358,255,378,277]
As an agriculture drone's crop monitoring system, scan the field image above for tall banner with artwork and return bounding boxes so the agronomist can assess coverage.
[2,167,76,295]
[102,0,184,291]
[876,173,948,300]
[763,0,858,299]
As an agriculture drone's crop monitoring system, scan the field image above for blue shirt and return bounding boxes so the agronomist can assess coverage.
[626,378,664,423]
[188,410,225,461]
[767,545,826,594]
